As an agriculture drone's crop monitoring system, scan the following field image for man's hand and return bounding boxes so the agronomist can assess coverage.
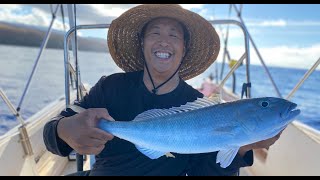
[57,108,114,155]
[238,130,284,157]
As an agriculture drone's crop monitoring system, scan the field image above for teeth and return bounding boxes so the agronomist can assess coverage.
[155,52,171,59]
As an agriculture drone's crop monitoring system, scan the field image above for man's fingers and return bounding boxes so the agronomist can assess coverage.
[78,145,105,155]
[94,108,115,121]
[86,138,107,147]
[90,128,114,141]
[266,135,280,147]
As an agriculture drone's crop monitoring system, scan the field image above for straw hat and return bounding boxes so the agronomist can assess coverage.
[107,4,220,80]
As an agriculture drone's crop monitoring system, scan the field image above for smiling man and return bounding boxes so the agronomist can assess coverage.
[141,17,186,95]
[43,4,282,176]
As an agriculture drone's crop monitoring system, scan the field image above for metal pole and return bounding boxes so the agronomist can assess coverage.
[67,4,78,63]
[16,4,60,112]
[219,4,232,81]
[218,22,237,92]
[286,57,320,100]
[209,19,251,98]
[64,35,71,106]
[73,4,81,101]
[1,89,34,156]
[219,53,246,87]
[63,24,111,172]
[0,88,25,125]
[63,24,110,107]
[232,4,282,98]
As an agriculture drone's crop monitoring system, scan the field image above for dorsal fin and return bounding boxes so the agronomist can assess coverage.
[133,97,221,121]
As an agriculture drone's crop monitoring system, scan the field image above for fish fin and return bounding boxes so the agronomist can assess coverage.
[165,152,175,158]
[235,112,258,134]
[133,97,222,121]
[135,145,166,159]
[216,147,240,168]
[242,122,256,133]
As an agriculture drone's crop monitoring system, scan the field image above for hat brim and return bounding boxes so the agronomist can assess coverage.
[108,4,220,80]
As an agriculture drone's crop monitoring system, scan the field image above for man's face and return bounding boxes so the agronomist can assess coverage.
[143,18,185,76]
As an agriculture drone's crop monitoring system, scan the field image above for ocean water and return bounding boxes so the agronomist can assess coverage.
[0,44,319,135]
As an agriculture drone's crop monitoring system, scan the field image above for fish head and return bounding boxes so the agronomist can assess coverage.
[236,97,300,141]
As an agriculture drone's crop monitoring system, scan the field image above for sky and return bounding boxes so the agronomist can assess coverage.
[0,4,319,70]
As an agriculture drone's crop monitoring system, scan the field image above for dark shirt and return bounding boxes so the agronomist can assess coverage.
[43,70,253,176]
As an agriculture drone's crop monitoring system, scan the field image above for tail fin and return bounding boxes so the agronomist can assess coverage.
[98,119,112,131]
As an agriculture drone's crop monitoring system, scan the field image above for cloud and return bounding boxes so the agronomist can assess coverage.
[245,19,287,27]
[216,44,320,70]
[0,4,21,10]
[246,19,320,27]
[25,4,137,25]
[180,4,204,10]
[88,4,136,17]
[216,27,254,40]
[289,20,320,26]
[0,4,69,31]
[0,4,211,38]
[0,4,138,30]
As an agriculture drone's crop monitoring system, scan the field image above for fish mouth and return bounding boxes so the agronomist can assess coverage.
[281,103,301,120]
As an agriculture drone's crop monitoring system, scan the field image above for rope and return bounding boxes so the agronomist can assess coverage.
[50,4,53,16]
[73,4,80,101]
[144,61,182,94]
[60,4,67,32]
[72,4,84,172]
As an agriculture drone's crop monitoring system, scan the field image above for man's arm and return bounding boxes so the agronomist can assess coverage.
[43,115,74,156]
[238,130,283,157]
[43,75,115,156]
[43,106,85,156]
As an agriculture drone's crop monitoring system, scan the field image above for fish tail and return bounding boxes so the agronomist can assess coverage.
[98,119,112,131]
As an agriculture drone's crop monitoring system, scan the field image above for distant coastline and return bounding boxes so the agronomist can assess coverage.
[0,21,108,53]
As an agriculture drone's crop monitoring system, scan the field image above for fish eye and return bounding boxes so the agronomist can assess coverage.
[260,101,269,108]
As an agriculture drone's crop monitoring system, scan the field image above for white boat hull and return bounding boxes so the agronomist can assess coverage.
[0,96,71,176]
[245,121,320,176]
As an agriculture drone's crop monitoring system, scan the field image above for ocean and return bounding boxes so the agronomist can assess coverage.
[0,44,319,135]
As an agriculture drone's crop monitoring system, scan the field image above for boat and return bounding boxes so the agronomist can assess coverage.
[0,4,319,176]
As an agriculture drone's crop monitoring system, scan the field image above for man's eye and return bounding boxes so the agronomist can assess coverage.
[170,34,177,38]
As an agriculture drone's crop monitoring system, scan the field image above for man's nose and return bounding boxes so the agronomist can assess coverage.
[159,40,169,47]
[158,35,170,47]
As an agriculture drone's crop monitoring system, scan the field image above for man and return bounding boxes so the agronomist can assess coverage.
[43,4,281,176]
[198,73,221,97]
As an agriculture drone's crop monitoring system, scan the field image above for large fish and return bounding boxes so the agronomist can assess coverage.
[98,97,300,168]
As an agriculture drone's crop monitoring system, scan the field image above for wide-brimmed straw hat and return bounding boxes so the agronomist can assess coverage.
[107,4,220,80]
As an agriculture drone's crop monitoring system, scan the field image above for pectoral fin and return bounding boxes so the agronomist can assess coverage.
[165,152,175,158]
[216,147,239,168]
[135,145,166,159]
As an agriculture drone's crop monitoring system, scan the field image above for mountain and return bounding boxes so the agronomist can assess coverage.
[0,21,108,53]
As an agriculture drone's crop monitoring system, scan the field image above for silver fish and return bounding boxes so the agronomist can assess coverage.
[98,97,300,168]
